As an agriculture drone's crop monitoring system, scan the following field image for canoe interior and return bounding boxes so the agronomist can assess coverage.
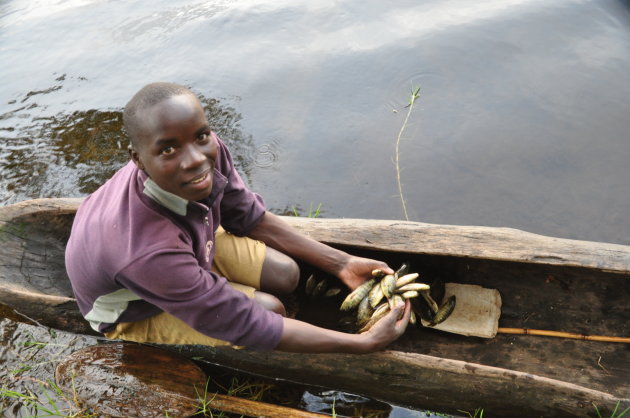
[0,209,94,334]
[1,208,628,403]
[295,245,629,399]
[0,211,74,297]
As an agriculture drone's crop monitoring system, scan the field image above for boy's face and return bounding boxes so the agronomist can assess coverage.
[130,94,218,202]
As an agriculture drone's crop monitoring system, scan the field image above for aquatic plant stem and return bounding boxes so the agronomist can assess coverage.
[395,86,420,221]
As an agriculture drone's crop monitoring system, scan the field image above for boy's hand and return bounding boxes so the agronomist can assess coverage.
[361,300,412,351]
[337,256,394,290]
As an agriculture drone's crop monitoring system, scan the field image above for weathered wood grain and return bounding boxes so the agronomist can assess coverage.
[176,344,626,417]
[2,198,629,417]
[55,343,206,417]
[55,343,329,418]
[282,216,630,274]
[3,197,630,273]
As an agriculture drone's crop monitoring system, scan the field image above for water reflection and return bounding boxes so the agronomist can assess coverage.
[112,2,230,43]
[0,85,259,205]
[300,390,456,417]
[2,0,630,244]
[302,390,390,416]
[199,94,259,183]
[0,318,100,415]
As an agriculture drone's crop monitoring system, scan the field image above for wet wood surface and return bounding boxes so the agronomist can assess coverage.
[2,198,629,416]
[55,343,329,418]
[55,343,206,417]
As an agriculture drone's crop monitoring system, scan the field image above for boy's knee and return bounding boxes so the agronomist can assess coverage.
[283,258,300,292]
[254,292,287,316]
[260,249,300,294]
[270,257,299,294]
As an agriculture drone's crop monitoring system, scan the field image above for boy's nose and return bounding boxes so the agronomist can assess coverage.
[181,144,206,169]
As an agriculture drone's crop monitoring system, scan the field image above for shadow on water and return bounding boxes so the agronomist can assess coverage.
[0,84,259,205]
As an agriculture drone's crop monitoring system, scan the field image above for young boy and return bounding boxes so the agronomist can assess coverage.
[65,82,410,353]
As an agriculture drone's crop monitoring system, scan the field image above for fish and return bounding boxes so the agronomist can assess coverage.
[371,301,390,319]
[410,294,435,322]
[380,274,396,299]
[312,278,328,298]
[359,303,390,333]
[395,272,420,288]
[325,287,342,297]
[420,290,439,314]
[400,290,419,299]
[337,315,358,333]
[395,282,430,293]
[356,295,374,325]
[429,295,456,326]
[340,279,376,311]
[409,310,417,325]
[371,269,386,279]
[388,294,405,310]
[305,273,318,295]
[368,280,385,307]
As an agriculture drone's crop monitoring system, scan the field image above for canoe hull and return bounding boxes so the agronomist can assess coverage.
[1,198,628,416]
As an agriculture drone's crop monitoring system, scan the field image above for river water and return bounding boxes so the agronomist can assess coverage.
[1,0,630,415]
[2,0,630,244]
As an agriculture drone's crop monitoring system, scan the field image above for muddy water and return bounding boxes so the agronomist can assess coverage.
[1,0,630,416]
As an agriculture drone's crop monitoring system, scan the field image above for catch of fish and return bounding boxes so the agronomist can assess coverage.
[305,263,456,333]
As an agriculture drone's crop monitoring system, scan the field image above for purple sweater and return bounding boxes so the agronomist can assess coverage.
[65,133,283,350]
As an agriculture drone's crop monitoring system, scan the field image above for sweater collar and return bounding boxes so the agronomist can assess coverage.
[142,177,189,216]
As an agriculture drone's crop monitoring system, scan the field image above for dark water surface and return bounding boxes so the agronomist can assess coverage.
[1,0,630,415]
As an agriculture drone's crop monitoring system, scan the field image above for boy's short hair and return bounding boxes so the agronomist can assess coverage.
[123,82,194,147]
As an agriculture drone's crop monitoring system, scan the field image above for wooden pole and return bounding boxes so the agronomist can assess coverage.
[497,327,630,343]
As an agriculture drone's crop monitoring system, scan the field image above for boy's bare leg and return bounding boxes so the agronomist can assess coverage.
[253,247,300,316]
[259,247,300,294]
[253,291,286,316]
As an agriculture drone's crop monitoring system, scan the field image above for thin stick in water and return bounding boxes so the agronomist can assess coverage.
[395,86,421,221]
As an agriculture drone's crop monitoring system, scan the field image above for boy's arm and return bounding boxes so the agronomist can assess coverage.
[275,302,411,353]
[247,212,394,289]
[248,211,412,353]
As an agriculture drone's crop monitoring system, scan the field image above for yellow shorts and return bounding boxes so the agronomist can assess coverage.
[105,227,266,346]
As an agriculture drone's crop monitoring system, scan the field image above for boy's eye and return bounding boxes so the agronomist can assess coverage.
[161,146,175,155]
[198,132,210,142]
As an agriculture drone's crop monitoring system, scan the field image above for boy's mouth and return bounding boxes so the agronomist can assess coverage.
[189,172,208,184]
[185,169,211,185]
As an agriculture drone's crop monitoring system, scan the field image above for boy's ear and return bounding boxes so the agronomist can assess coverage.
[128,146,145,170]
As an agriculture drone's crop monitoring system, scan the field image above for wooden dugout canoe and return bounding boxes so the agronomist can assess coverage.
[0,198,628,417]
